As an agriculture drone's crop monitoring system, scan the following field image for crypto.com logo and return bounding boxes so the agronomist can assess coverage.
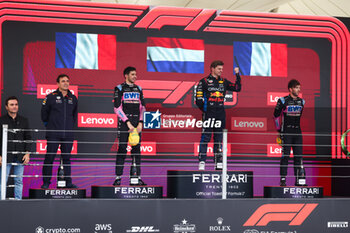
[243,203,318,226]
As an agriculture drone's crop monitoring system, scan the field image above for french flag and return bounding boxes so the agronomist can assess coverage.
[55,32,116,70]
[233,41,287,77]
[147,37,204,73]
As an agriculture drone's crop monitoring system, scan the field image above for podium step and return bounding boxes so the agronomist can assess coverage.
[29,188,86,199]
[167,170,253,198]
[91,186,163,199]
[264,186,323,198]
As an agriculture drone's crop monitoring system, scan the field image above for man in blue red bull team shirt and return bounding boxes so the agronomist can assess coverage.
[195,60,241,170]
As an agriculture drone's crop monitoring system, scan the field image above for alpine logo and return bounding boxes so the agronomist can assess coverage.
[243,203,318,226]
[126,226,159,232]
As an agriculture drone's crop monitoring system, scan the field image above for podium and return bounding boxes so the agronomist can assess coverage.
[264,186,323,198]
[91,186,163,199]
[29,188,86,199]
[167,170,253,198]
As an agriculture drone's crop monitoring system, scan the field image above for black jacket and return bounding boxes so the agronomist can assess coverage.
[41,89,78,139]
[0,113,32,163]
[274,95,305,132]
[195,73,241,116]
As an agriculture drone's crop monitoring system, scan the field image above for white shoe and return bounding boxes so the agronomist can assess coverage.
[199,161,205,170]
[215,162,223,170]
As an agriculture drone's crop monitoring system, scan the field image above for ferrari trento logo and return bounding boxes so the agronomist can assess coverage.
[243,203,318,226]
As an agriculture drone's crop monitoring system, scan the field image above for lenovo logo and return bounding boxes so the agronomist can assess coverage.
[127,142,156,155]
[244,203,318,226]
[267,144,293,157]
[37,84,78,99]
[36,140,78,154]
[231,117,267,131]
[78,113,117,128]
[194,142,231,157]
[267,92,303,106]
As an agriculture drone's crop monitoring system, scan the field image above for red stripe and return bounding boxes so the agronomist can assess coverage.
[271,43,287,77]
[98,34,116,70]
[147,37,204,50]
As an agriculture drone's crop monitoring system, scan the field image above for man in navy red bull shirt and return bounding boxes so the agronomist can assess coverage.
[195,60,241,170]
[41,74,78,189]
[274,79,306,186]
[113,67,146,186]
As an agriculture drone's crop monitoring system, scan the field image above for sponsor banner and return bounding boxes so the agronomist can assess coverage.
[78,113,117,128]
[267,92,302,106]
[95,224,113,232]
[3,199,350,232]
[162,114,195,129]
[126,226,160,232]
[36,140,78,154]
[264,186,323,198]
[127,141,156,155]
[37,84,78,99]
[29,189,86,199]
[231,117,267,131]
[194,142,231,157]
[267,144,293,157]
[91,186,163,199]
[209,217,231,232]
[35,226,81,233]
[243,203,318,226]
[167,171,253,198]
[173,219,196,233]
[327,222,348,228]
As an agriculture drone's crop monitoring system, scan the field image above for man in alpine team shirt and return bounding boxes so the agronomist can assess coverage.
[195,60,241,170]
[113,66,146,186]
[274,79,306,186]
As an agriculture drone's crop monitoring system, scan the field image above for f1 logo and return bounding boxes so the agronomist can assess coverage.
[243,203,318,226]
[135,6,216,31]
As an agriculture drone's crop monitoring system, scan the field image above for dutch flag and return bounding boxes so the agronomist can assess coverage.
[147,37,204,73]
[55,32,116,70]
[233,41,287,77]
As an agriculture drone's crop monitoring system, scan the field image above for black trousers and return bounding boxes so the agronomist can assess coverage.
[115,119,141,177]
[198,113,225,162]
[42,137,73,184]
[280,131,303,177]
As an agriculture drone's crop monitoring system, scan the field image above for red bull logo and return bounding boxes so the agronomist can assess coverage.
[210,91,224,97]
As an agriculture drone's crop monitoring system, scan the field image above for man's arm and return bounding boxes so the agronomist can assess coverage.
[137,88,146,133]
[41,96,51,126]
[195,79,205,111]
[113,86,134,131]
[273,98,285,132]
[73,97,78,127]
[226,68,241,92]
[22,117,31,165]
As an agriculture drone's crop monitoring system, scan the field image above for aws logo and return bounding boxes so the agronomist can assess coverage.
[243,203,318,226]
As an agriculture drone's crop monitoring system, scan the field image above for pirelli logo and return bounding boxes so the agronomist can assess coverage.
[243,203,318,226]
